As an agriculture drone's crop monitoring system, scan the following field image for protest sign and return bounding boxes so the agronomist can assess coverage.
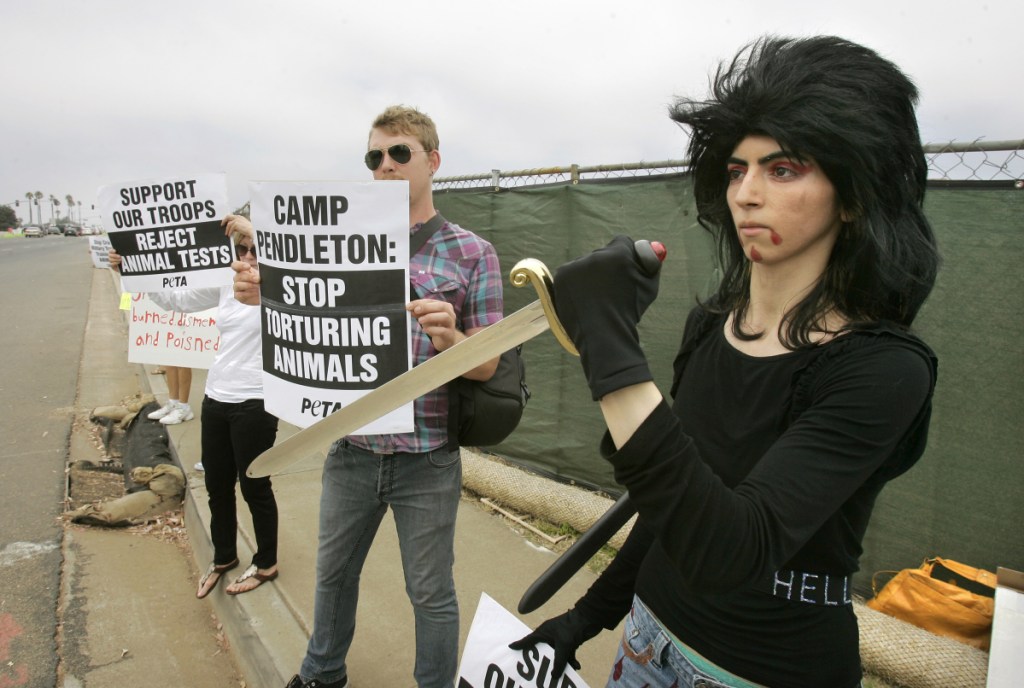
[458,593,591,688]
[89,235,112,269]
[250,180,412,431]
[97,173,233,292]
[127,292,219,369]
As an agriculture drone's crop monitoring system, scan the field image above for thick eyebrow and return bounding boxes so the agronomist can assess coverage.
[727,150,794,166]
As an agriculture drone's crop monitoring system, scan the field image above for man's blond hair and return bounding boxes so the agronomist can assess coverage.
[369,105,439,152]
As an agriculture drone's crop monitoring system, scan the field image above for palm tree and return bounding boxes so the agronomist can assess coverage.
[34,191,43,225]
[65,194,75,222]
[24,192,34,225]
[50,195,60,225]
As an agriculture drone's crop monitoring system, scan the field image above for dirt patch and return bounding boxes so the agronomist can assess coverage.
[66,461,125,511]
[64,394,184,540]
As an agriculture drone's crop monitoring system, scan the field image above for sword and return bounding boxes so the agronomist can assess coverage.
[247,239,666,478]
[517,492,637,614]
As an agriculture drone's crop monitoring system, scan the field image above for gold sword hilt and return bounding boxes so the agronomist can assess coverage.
[509,258,579,356]
[508,240,666,357]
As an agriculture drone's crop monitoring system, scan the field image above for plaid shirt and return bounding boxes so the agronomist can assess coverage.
[345,217,504,454]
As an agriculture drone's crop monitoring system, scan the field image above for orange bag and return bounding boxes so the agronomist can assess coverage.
[867,557,996,650]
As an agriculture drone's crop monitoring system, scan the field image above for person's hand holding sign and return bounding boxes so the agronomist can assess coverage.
[407,299,459,352]
[225,214,261,305]
[222,213,254,241]
[407,299,499,382]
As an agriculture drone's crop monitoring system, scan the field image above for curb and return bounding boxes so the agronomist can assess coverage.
[110,270,304,688]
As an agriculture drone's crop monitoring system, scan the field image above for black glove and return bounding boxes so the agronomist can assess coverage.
[554,235,660,400]
[508,608,604,683]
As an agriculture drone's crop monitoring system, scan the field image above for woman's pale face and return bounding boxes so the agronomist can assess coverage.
[726,135,844,270]
[236,238,258,267]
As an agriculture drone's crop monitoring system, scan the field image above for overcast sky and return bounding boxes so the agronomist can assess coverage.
[3,0,1021,227]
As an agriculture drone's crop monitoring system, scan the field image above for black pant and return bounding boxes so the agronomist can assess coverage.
[201,396,279,569]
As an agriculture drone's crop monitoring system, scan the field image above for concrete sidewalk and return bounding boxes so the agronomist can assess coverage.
[120,272,625,688]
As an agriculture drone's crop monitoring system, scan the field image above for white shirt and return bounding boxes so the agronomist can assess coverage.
[148,286,264,403]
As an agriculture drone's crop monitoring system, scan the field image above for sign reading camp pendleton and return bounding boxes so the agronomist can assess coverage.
[250,180,413,431]
[97,173,233,292]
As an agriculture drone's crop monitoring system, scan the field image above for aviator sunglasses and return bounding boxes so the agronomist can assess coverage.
[235,243,257,259]
[364,143,428,171]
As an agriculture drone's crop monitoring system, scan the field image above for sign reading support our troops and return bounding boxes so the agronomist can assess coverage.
[97,173,233,292]
[250,180,413,431]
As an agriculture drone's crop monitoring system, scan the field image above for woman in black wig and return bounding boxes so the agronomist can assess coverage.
[512,35,940,688]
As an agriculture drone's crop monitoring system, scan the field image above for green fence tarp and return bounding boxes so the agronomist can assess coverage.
[860,189,1024,586]
[435,179,1024,588]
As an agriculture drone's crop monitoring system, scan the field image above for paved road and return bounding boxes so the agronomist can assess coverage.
[0,235,91,687]
[0,236,244,688]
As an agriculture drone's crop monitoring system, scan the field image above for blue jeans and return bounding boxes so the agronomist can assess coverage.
[300,440,461,688]
[606,597,766,688]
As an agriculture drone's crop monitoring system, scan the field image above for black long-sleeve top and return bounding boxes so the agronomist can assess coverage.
[576,311,937,688]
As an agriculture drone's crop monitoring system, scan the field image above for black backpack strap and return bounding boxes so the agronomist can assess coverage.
[410,212,446,257]
[405,213,462,451]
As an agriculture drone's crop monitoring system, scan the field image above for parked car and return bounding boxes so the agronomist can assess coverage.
[64,225,82,237]
[23,226,43,238]
[46,225,61,235]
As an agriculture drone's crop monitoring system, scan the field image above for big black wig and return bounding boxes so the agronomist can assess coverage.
[670,36,940,343]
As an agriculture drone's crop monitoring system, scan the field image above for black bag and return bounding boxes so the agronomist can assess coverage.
[410,214,530,449]
[450,345,530,448]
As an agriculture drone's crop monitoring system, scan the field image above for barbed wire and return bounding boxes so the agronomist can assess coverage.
[434,139,1024,191]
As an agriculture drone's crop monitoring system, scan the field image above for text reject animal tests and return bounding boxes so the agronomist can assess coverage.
[97,173,234,292]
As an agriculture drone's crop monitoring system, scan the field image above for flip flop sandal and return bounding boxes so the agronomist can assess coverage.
[226,564,280,595]
[196,558,239,599]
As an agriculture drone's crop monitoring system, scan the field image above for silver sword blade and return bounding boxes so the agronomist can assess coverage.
[247,299,551,477]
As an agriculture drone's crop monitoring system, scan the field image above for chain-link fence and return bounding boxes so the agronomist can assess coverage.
[433,160,688,191]
[434,139,1024,191]
[924,139,1024,185]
